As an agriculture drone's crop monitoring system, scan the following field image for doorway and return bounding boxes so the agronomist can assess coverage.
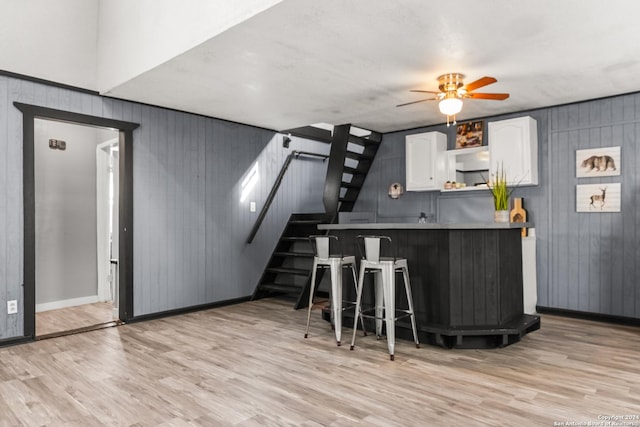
[33,119,119,337]
[16,102,138,340]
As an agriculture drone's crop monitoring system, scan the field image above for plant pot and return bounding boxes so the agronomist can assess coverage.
[494,210,510,223]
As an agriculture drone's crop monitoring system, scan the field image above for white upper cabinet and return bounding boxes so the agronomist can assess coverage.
[488,116,538,186]
[405,131,447,191]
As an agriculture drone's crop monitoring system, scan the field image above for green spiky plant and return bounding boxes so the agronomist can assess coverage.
[486,164,514,211]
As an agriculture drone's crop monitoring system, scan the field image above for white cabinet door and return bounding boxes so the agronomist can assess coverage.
[405,131,447,191]
[488,116,538,186]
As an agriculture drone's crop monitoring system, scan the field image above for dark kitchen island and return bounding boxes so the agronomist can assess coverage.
[317,222,540,349]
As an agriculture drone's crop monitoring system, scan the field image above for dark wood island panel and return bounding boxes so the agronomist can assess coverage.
[318,223,540,349]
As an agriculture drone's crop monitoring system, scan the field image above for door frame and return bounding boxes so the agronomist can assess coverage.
[14,102,139,338]
[96,138,119,305]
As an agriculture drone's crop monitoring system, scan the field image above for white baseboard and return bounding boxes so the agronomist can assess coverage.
[36,295,101,313]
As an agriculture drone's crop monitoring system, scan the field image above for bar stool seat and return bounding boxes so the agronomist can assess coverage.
[305,235,366,346]
[350,235,420,360]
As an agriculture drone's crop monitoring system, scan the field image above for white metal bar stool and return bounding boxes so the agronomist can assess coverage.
[350,235,420,360]
[305,235,366,346]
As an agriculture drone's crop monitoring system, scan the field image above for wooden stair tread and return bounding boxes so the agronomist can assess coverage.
[339,195,357,203]
[281,236,312,242]
[345,151,374,161]
[259,282,303,293]
[288,219,326,225]
[273,251,314,258]
[349,133,382,146]
[266,267,310,276]
[342,166,365,175]
[340,181,360,189]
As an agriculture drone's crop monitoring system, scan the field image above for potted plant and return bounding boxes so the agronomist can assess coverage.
[485,164,514,223]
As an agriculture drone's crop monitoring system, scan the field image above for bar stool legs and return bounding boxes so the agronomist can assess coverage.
[382,264,396,359]
[304,257,322,340]
[350,262,367,350]
[304,236,365,346]
[329,258,344,345]
[402,263,420,351]
[374,271,384,339]
[350,236,420,361]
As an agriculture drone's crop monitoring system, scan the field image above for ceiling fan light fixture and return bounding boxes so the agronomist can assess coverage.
[398,73,508,126]
[438,97,463,115]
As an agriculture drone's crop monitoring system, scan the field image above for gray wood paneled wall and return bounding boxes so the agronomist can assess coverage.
[0,75,327,339]
[356,94,640,320]
[547,96,640,317]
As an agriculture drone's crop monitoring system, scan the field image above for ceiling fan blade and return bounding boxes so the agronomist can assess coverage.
[410,89,440,94]
[463,76,497,92]
[464,92,510,100]
[396,98,436,107]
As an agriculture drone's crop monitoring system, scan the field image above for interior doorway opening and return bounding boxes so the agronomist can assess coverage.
[16,102,138,341]
[34,120,120,338]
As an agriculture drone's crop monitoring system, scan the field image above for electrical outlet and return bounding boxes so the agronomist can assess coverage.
[7,300,17,315]
[250,201,256,212]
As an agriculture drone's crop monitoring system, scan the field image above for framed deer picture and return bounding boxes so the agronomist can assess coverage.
[576,146,620,178]
[576,183,621,212]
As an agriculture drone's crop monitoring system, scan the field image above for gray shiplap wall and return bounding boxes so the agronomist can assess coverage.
[0,75,328,339]
[547,96,640,317]
[356,94,640,319]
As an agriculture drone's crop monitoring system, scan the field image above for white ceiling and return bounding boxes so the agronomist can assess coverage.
[103,0,640,133]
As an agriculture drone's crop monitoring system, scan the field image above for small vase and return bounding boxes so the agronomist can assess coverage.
[494,210,510,223]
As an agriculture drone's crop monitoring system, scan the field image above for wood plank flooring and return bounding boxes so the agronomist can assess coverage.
[36,302,116,337]
[1,297,639,426]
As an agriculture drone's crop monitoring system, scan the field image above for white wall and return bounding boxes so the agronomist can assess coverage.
[97,0,282,92]
[34,119,117,306]
[0,0,99,90]
[0,0,282,93]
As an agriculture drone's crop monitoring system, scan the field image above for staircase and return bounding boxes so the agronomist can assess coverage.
[251,213,329,309]
[251,124,382,309]
[337,127,382,213]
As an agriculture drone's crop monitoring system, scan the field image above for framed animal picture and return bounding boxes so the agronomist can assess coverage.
[576,183,621,212]
[576,146,620,178]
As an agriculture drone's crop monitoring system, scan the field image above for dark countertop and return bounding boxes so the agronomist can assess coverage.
[318,222,533,230]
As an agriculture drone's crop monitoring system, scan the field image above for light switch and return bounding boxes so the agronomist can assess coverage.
[250,202,256,212]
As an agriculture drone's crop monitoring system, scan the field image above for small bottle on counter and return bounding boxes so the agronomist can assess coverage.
[418,212,427,224]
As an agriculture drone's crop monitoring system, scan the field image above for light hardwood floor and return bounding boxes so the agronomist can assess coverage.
[1,297,639,426]
[36,302,116,337]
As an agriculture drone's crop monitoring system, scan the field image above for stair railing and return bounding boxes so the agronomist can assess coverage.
[246,150,328,244]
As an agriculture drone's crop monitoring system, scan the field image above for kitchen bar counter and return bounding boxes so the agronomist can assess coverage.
[319,222,532,230]
[318,222,540,349]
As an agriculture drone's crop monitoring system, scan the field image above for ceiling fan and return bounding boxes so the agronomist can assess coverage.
[397,73,509,126]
